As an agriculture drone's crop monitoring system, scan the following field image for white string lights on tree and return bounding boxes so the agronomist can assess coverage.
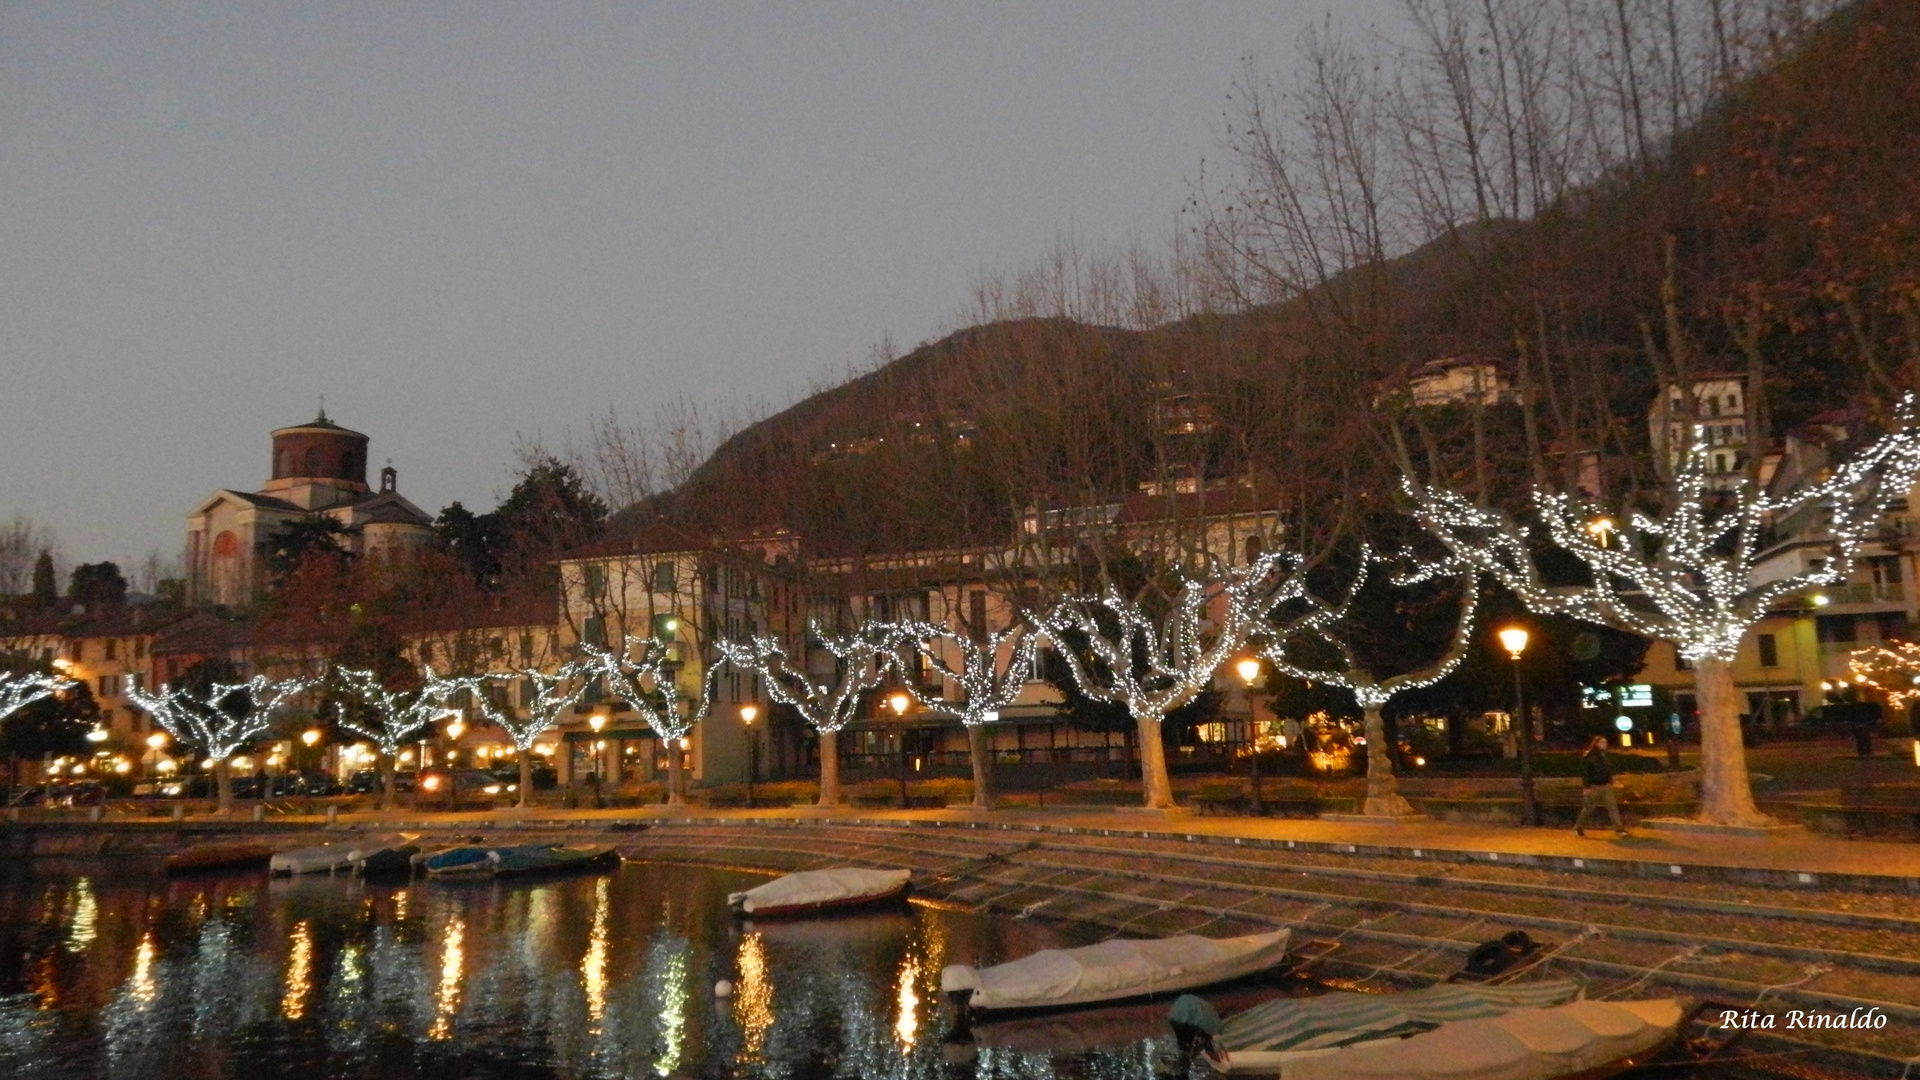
[1258,549,1480,818]
[125,674,311,810]
[1036,553,1305,810]
[715,622,894,807]
[329,666,462,807]
[1408,403,1920,826]
[889,621,1037,809]
[462,662,593,809]
[582,636,718,805]
[0,670,71,722]
[1846,642,1920,711]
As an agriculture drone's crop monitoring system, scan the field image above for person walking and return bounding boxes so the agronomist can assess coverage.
[1574,735,1628,838]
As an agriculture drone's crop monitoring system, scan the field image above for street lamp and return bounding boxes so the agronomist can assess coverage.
[145,732,168,779]
[1235,657,1266,816]
[586,714,607,792]
[1497,626,1540,826]
[888,691,913,807]
[740,704,759,809]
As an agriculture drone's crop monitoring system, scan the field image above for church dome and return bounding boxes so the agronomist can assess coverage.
[270,410,370,486]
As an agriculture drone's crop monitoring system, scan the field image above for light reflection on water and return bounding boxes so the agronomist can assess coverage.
[0,859,1189,1079]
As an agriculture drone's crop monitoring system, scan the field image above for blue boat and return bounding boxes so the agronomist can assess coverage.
[489,844,619,877]
[419,846,494,876]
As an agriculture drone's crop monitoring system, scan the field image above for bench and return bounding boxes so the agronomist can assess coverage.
[1835,785,1920,837]
[1191,782,1251,816]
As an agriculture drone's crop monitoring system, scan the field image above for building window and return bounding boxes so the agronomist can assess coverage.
[969,590,989,642]
[1817,615,1857,644]
[583,616,607,647]
[133,638,145,660]
[104,639,117,660]
[583,564,606,600]
[1673,645,1691,671]
[652,561,676,594]
[1757,634,1778,668]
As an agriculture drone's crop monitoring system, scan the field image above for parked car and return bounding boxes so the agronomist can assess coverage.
[270,770,341,797]
[416,768,505,805]
[347,769,415,794]
[490,763,558,791]
[156,775,213,799]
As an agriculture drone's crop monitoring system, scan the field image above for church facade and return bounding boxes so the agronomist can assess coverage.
[185,412,434,607]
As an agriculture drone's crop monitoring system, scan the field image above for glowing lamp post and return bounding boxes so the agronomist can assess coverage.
[740,704,759,809]
[1235,657,1266,816]
[1497,626,1540,826]
[586,714,607,796]
[888,691,913,808]
[144,731,168,779]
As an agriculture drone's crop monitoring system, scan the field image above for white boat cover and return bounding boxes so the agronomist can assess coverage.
[1271,998,1686,1080]
[941,928,1292,1012]
[1215,979,1583,1071]
[269,843,352,874]
[728,868,912,914]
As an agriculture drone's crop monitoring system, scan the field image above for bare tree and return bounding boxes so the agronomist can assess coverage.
[890,621,1036,810]
[127,675,310,814]
[1410,420,1920,826]
[464,664,591,809]
[1258,553,1480,818]
[717,623,893,807]
[329,666,463,811]
[583,635,719,805]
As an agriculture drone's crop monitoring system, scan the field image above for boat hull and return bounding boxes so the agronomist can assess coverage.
[165,842,275,875]
[944,928,1293,1017]
[728,868,914,918]
[490,845,620,877]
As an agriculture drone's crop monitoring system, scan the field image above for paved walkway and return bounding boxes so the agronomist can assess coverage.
[194,800,1920,891]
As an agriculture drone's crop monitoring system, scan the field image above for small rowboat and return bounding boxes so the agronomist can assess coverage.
[1184,994,1692,1080]
[270,842,354,875]
[165,841,275,875]
[349,839,421,877]
[727,868,913,918]
[942,928,1292,1016]
[489,844,619,877]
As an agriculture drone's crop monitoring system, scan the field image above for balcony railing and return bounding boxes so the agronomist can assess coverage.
[1822,582,1905,605]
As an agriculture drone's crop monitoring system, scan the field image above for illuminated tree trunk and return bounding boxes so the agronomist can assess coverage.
[380,753,399,812]
[817,729,842,806]
[1359,705,1416,817]
[665,741,686,805]
[518,753,534,809]
[1136,714,1174,809]
[967,725,995,808]
[1693,655,1769,826]
[214,758,234,815]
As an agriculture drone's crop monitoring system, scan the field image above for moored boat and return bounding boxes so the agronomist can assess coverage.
[164,841,275,875]
[728,868,912,918]
[419,846,495,876]
[269,842,353,875]
[941,928,1293,1016]
[1183,979,1585,1075]
[1178,992,1691,1080]
[489,844,619,877]
[349,839,421,877]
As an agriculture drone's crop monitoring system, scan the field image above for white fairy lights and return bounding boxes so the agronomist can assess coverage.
[716,623,895,737]
[582,636,708,746]
[0,670,71,722]
[889,622,1035,727]
[125,674,311,764]
[329,666,462,761]
[461,661,594,756]
[1034,553,1305,807]
[1408,417,1920,664]
[1847,643,1920,709]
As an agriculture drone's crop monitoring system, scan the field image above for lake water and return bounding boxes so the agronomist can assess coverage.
[0,858,1186,1080]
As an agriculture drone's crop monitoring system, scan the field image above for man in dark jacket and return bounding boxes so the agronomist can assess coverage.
[1574,735,1628,837]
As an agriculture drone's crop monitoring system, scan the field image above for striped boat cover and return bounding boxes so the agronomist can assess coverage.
[1219,979,1582,1053]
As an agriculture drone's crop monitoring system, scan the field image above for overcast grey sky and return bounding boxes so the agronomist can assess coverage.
[1,2,1394,573]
